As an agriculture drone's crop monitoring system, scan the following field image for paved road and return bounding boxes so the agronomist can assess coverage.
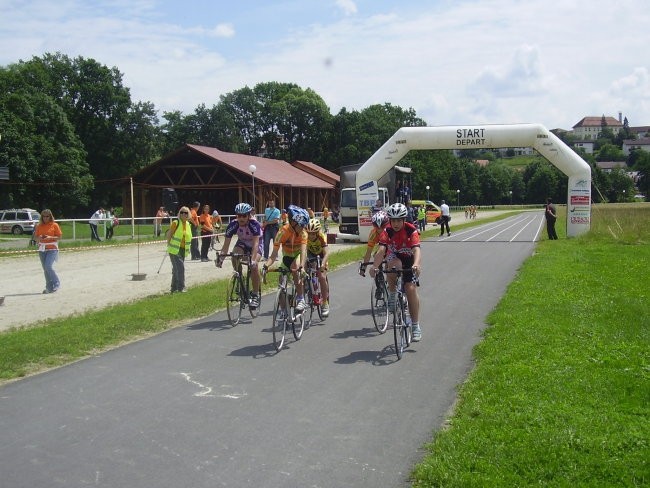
[0,213,542,488]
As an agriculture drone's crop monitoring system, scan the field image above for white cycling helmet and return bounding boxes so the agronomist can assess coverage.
[386,203,408,219]
[307,218,322,232]
[235,202,252,215]
[372,211,388,227]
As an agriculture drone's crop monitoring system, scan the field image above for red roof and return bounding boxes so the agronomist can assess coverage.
[187,145,334,189]
[573,116,623,129]
[292,160,340,185]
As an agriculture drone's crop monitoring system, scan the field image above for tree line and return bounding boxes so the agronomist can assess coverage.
[1,53,647,217]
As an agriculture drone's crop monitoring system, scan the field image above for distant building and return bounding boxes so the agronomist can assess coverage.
[572,140,595,154]
[623,137,650,156]
[572,115,623,140]
[595,161,627,173]
[629,126,650,139]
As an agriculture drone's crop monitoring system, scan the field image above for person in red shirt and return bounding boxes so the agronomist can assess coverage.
[369,202,422,341]
[34,209,63,294]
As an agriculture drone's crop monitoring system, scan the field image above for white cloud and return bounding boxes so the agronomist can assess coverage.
[335,0,357,16]
[610,68,650,98]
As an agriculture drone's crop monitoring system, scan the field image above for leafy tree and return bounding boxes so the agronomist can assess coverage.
[632,151,650,199]
[596,143,626,162]
[0,86,92,214]
[523,160,561,204]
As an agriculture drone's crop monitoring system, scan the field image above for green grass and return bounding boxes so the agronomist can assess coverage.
[412,204,649,487]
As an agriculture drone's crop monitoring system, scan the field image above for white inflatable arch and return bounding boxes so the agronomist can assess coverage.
[355,123,591,241]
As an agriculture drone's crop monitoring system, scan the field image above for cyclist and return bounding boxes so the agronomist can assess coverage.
[359,210,388,277]
[264,204,309,312]
[368,203,422,341]
[306,218,330,317]
[216,203,263,309]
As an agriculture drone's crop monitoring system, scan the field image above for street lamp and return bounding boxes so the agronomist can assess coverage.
[456,189,460,208]
[249,164,257,213]
[509,190,513,205]
[426,185,430,202]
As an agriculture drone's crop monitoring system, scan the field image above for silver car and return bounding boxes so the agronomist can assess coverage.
[0,208,41,235]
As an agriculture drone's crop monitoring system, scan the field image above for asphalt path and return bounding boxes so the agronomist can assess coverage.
[0,212,542,488]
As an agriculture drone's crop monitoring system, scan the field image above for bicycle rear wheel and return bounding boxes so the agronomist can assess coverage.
[226,274,243,326]
[393,296,407,360]
[371,278,389,333]
[272,288,288,351]
[304,281,314,329]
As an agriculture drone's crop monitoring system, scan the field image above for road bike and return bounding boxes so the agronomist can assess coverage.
[218,252,261,326]
[383,267,414,360]
[360,260,389,334]
[262,266,306,352]
[303,255,327,327]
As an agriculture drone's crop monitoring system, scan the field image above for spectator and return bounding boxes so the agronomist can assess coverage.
[545,198,558,240]
[89,207,105,242]
[34,209,62,293]
[198,204,214,261]
[105,207,116,240]
[189,201,201,260]
[166,206,192,293]
[154,206,168,237]
[439,200,451,237]
[417,205,426,232]
[263,199,281,259]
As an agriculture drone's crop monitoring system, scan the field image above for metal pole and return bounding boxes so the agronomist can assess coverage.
[130,177,135,238]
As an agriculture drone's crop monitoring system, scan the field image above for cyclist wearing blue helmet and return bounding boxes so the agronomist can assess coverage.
[217,202,263,308]
[264,204,309,312]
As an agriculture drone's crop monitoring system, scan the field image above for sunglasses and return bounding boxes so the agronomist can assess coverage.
[180,211,189,215]
[236,214,249,218]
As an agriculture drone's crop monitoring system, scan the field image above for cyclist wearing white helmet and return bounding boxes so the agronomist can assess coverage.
[264,204,309,312]
[217,203,263,308]
[359,210,389,276]
[306,218,330,317]
[368,202,423,341]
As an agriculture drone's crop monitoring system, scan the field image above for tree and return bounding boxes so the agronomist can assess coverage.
[633,151,650,199]
[596,143,626,162]
[0,86,92,214]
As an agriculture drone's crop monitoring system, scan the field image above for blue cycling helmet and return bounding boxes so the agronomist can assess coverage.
[235,202,252,215]
[287,204,309,227]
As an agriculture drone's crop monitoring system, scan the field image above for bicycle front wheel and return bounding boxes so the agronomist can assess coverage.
[371,278,389,333]
[393,296,407,360]
[292,310,305,340]
[272,289,288,351]
[226,274,243,326]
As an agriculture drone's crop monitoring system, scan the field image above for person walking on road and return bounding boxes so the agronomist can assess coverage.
[262,199,281,259]
[89,207,104,242]
[34,209,63,294]
[189,201,201,260]
[545,198,558,240]
[439,200,451,237]
[166,206,193,293]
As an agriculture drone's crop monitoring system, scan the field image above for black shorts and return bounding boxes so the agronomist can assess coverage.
[392,255,418,284]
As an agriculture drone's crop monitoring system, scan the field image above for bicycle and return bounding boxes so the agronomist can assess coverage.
[303,255,327,327]
[383,267,415,360]
[360,260,389,334]
[217,252,261,326]
[262,266,306,352]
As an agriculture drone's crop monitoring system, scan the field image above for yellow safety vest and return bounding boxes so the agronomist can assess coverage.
[167,220,193,256]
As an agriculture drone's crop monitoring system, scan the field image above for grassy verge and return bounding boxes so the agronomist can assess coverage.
[412,204,649,487]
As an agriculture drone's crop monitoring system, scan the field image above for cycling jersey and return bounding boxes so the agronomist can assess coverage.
[225,218,262,253]
[379,222,420,259]
[274,223,307,256]
[367,226,385,250]
[307,232,328,256]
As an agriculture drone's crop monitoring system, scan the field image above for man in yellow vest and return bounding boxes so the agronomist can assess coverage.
[166,206,193,293]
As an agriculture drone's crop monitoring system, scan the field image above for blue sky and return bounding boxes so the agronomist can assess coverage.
[1,0,649,130]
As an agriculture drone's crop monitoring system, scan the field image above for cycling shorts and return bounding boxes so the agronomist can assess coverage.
[234,239,263,257]
[280,252,301,271]
[388,255,418,284]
